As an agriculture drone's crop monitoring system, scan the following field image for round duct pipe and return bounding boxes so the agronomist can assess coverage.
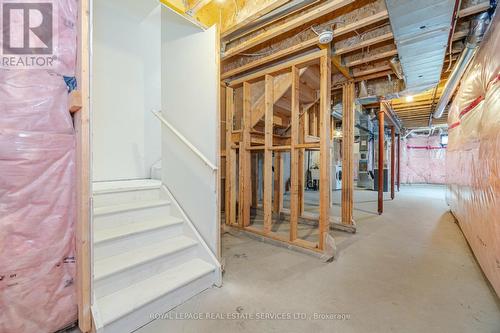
[433,12,490,119]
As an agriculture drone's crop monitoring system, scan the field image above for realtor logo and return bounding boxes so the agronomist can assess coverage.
[0,0,57,68]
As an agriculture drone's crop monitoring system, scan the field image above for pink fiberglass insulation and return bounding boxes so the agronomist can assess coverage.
[0,0,78,332]
[400,135,446,184]
[446,12,500,296]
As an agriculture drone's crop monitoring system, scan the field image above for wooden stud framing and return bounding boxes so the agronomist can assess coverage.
[225,87,237,225]
[263,75,274,233]
[273,152,283,213]
[76,0,91,331]
[251,154,259,208]
[290,66,300,241]
[341,81,355,225]
[390,126,395,200]
[224,49,330,253]
[319,49,332,249]
[377,107,385,215]
[239,82,252,227]
[397,133,401,192]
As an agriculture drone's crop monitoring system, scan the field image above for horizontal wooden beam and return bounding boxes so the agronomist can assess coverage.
[335,32,393,55]
[228,49,323,86]
[458,2,490,18]
[354,69,393,82]
[187,0,213,16]
[346,49,398,67]
[332,54,352,79]
[222,0,355,60]
[221,39,318,80]
[353,64,391,77]
[222,0,291,38]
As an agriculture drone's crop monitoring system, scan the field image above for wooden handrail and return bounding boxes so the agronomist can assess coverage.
[152,110,218,172]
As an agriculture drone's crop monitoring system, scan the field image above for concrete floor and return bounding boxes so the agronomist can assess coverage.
[137,185,500,333]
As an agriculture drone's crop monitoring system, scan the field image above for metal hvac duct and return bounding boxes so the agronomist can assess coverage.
[385,0,456,93]
[433,11,490,119]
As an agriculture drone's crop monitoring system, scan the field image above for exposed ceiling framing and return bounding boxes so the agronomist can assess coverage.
[164,0,493,129]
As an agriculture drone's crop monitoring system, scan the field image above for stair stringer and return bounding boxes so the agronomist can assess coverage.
[160,185,222,287]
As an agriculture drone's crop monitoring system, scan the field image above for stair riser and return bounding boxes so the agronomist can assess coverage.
[95,245,199,298]
[94,204,171,230]
[94,223,184,260]
[100,271,216,333]
[93,188,162,208]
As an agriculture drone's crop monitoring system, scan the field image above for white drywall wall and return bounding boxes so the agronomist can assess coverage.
[92,0,161,181]
[161,6,219,254]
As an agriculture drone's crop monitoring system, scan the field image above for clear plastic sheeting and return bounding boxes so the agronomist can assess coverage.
[401,135,446,184]
[446,12,500,296]
[0,0,78,331]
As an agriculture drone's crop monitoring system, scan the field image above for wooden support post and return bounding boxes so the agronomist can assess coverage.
[341,81,355,225]
[76,0,91,331]
[377,107,385,215]
[298,106,306,216]
[397,133,401,192]
[319,50,332,249]
[263,75,274,233]
[390,126,395,200]
[239,82,252,227]
[304,108,310,137]
[273,152,283,214]
[290,66,300,241]
[225,87,236,225]
[251,154,258,208]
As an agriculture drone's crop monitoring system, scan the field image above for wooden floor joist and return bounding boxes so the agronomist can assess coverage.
[222,0,355,60]
[335,32,394,55]
[346,49,398,67]
[222,10,391,80]
[458,1,490,18]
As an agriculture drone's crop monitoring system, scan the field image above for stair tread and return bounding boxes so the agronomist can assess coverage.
[93,179,162,194]
[94,199,170,216]
[98,258,215,325]
[95,236,198,280]
[94,216,184,244]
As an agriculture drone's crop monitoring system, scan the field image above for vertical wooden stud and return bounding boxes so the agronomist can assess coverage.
[263,75,274,233]
[239,82,252,227]
[319,50,332,249]
[273,152,282,214]
[76,0,91,331]
[290,66,300,241]
[298,106,306,216]
[397,133,401,192]
[225,87,236,225]
[341,81,355,225]
[251,154,258,208]
[390,126,395,200]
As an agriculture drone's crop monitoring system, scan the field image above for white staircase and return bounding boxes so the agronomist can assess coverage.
[91,179,221,333]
